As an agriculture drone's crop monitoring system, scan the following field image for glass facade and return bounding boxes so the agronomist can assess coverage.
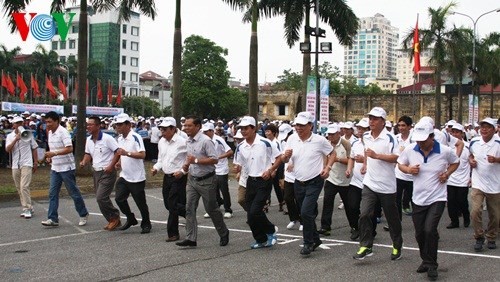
[89,23,120,86]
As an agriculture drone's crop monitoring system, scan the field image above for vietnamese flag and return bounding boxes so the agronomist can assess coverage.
[5,73,15,95]
[45,75,57,99]
[97,79,103,101]
[17,73,28,102]
[31,74,41,97]
[107,80,113,104]
[413,17,421,74]
[1,71,9,92]
[58,76,67,100]
[116,83,122,105]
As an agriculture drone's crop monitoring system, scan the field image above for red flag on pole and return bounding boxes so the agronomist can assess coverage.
[31,74,41,97]
[97,79,103,101]
[46,75,57,99]
[86,79,89,100]
[116,83,122,105]
[17,73,28,102]
[58,76,67,100]
[107,80,113,104]
[413,17,421,74]
[73,81,78,97]
[1,71,8,91]
[5,73,15,95]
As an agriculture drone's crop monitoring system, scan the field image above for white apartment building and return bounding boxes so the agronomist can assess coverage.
[395,48,433,88]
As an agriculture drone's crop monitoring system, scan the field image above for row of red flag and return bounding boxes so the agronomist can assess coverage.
[1,71,122,105]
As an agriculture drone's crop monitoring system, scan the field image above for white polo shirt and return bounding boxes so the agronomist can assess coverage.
[153,133,187,174]
[6,129,38,168]
[395,133,414,181]
[233,143,249,187]
[48,125,75,172]
[448,141,470,187]
[349,139,365,189]
[326,138,350,186]
[85,131,119,170]
[362,129,399,194]
[398,141,459,206]
[469,135,500,194]
[212,134,232,175]
[150,126,161,144]
[117,131,146,183]
[285,133,333,182]
[234,135,280,178]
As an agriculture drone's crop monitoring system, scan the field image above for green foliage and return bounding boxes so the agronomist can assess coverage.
[121,96,162,117]
[273,69,302,91]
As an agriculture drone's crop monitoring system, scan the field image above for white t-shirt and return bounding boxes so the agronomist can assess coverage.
[469,135,500,194]
[150,126,161,144]
[48,125,75,172]
[326,139,350,186]
[85,131,119,170]
[234,135,280,178]
[285,133,333,182]
[349,139,365,189]
[398,141,459,206]
[117,131,146,183]
[212,134,232,175]
[6,129,38,168]
[448,141,471,187]
[362,128,399,194]
[395,133,414,181]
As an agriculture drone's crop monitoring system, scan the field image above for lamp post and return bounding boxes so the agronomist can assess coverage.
[451,8,500,123]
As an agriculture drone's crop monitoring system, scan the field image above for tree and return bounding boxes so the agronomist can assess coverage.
[121,96,162,117]
[0,45,22,73]
[477,32,500,117]
[273,69,303,91]
[181,35,247,119]
[172,0,182,123]
[259,0,358,112]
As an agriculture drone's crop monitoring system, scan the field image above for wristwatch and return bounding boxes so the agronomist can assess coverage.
[194,158,199,164]
[127,152,132,157]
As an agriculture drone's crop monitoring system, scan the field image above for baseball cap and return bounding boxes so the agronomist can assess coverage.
[419,116,435,127]
[277,123,293,141]
[412,121,434,141]
[294,111,314,125]
[234,129,243,139]
[385,121,393,128]
[446,120,457,127]
[341,121,354,129]
[238,116,256,127]
[114,113,131,124]
[479,117,496,127]
[12,116,24,123]
[356,118,369,128]
[202,122,215,131]
[367,107,387,119]
[451,123,465,132]
[326,124,341,134]
[158,117,176,128]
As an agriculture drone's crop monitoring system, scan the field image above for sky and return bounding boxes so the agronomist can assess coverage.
[0,0,499,84]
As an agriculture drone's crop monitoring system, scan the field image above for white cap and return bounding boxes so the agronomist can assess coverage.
[202,122,215,131]
[12,116,24,123]
[446,120,457,127]
[238,116,256,127]
[385,121,393,128]
[479,117,496,127]
[419,116,435,127]
[356,118,369,128]
[451,123,465,132]
[29,121,37,126]
[277,123,293,141]
[158,117,176,128]
[326,124,341,134]
[294,111,314,125]
[115,113,131,123]
[412,121,434,141]
[367,107,387,119]
[341,121,354,129]
[234,129,243,139]
[22,111,30,115]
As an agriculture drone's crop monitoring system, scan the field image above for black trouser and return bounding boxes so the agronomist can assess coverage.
[269,174,284,204]
[412,201,446,269]
[246,177,275,243]
[320,181,352,230]
[215,174,232,213]
[348,184,363,230]
[447,185,470,225]
[284,180,300,222]
[115,177,151,228]
[359,186,403,250]
[396,178,414,220]
[162,174,187,237]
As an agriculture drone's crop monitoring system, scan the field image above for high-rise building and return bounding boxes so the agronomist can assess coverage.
[51,6,140,98]
[395,48,433,88]
[343,13,399,86]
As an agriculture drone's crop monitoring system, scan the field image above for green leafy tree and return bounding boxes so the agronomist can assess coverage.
[273,69,303,91]
[0,45,22,74]
[477,32,500,116]
[121,96,162,117]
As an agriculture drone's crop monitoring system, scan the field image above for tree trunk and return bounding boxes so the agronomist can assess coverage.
[75,0,88,175]
[172,0,182,123]
[435,70,442,128]
[248,0,258,120]
[299,6,311,113]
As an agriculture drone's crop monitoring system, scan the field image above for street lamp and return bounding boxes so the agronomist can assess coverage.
[451,8,500,123]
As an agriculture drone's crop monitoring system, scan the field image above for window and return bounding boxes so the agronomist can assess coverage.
[131,26,139,36]
[276,105,288,116]
[122,56,126,65]
[122,24,127,34]
[122,40,127,49]
[130,88,138,96]
[60,41,66,49]
[69,39,76,49]
[68,55,75,61]
[131,42,139,51]
[130,57,139,67]
[121,71,126,81]
[72,25,79,33]
[60,56,66,63]
[52,41,58,50]
[130,72,138,82]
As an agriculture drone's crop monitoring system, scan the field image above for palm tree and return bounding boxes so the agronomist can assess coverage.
[0,45,22,73]
[222,0,259,120]
[2,0,156,170]
[476,32,500,117]
[172,0,182,122]
[259,0,358,112]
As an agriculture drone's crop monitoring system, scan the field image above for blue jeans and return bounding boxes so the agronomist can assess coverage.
[48,170,88,222]
[294,175,324,245]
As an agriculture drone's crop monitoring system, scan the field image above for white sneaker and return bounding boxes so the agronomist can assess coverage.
[287,221,299,230]
[79,214,89,226]
[20,210,26,217]
[41,219,59,227]
[338,203,344,210]
[204,213,210,218]
[24,209,32,219]
[224,212,233,219]
[299,225,303,231]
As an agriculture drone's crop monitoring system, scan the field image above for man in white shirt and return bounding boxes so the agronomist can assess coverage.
[80,116,121,231]
[353,107,402,261]
[282,112,334,256]
[149,118,162,162]
[41,111,89,227]
[114,113,151,234]
[395,116,414,218]
[469,117,500,251]
[5,116,38,218]
[152,117,187,242]
[398,121,459,280]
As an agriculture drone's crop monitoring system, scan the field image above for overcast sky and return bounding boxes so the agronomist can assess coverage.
[1,0,499,83]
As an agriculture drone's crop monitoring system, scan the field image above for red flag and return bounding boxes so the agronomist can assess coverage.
[17,73,28,102]
[73,81,78,97]
[413,18,421,74]
[31,74,41,97]
[58,77,67,100]
[1,71,8,90]
[5,74,15,95]
[45,75,57,99]
[107,80,112,104]
[97,79,103,101]
[116,83,122,105]
[86,79,89,100]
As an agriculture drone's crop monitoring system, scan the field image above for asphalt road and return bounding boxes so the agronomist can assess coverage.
[1,179,499,281]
